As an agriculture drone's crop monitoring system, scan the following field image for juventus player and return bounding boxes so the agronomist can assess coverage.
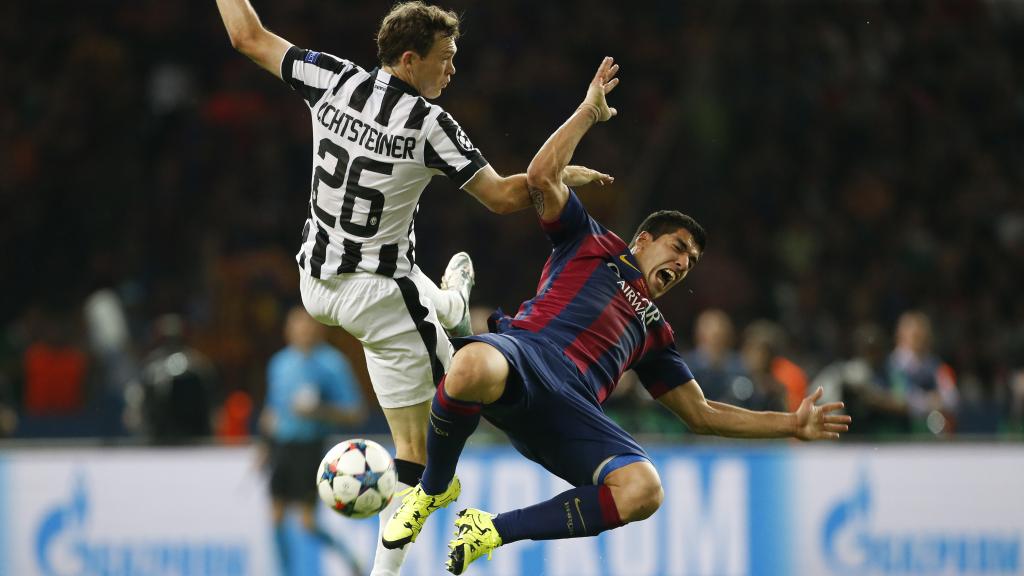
[214,1,610,574]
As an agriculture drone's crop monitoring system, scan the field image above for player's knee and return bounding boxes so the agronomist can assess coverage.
[607,463,664,523]
[622,477,663,522]
[444,343,508,403]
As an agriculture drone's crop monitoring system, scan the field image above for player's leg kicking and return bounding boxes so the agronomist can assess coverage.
[383,338,663,574]
[381,342,501,551]
[418,252,475,338]
[301,252,474,576]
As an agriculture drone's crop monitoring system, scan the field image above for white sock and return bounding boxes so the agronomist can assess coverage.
[437,291,466,331]
[370,481,414,576]
[420,277,465,330]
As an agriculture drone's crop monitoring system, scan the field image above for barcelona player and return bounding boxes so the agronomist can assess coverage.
[383,57,851,574]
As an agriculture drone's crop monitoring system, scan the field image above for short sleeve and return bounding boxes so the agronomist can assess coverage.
[632,343,696,399]
[422,111,488,188]
[539,189,593,247]
[280,46,358,108]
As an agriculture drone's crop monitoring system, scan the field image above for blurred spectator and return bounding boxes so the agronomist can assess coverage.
[83,289,138,396]
[681,309,749,404]
[0,379,16,438]
[124,314,218,442]
[22,312,88,417]
[0,404,15,438]
[738,324,789,412]
[0,0,1021,438]
[812,324,910,436]
[0,325,20,437]
[744,320,808,412]
[1011,369,1024,433]
[261,307,366,576]
[82,288,140,437]
[956,372,1002,435]
[216,388,256,443]
[888,311,959,435]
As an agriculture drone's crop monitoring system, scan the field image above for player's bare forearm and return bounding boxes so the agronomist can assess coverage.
[496,169,613,213]
[658,381,850,441]
[216,0,264,49]
[465,166,611,215]
[657,381,795,439]
[464,169,529,214]
[215,0,291,78]
[526,57,619,222]
[699,400,797,438]
[526,107,598,221]
[495,173,531,213]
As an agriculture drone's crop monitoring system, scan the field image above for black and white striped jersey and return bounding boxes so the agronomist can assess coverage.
[280,46,488,279]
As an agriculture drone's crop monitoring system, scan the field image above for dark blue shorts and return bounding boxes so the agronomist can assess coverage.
[453,330,649,487]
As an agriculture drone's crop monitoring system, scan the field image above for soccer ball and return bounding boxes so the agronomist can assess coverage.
[316,438,397,518]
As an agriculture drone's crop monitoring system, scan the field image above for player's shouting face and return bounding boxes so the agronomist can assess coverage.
[633,227,702,299]
[409,33,457,99]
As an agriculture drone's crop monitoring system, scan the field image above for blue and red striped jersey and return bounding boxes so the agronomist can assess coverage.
[498,191,695,404]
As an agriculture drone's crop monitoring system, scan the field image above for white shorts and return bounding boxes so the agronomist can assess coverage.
[299,267,453,409]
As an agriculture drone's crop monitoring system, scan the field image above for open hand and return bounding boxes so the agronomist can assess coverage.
[562,165,614,187]
[794,387,852,441]
[582,56,620,122]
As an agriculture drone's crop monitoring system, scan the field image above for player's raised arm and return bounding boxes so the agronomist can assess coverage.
[526,57,619,221]
[463,56,616,216]
[463,164,614,215]
[215,0,291,78]
[657,381,852,441]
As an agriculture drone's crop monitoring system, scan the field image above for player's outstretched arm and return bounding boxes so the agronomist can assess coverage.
[463,164,614,215]
[463,168,529,215]
[658,382,851,440]
[216,0,291,79]
[562,165,614,188]
[526,57,619,221]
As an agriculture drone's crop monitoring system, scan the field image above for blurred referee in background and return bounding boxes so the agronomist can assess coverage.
[261,306,366,575]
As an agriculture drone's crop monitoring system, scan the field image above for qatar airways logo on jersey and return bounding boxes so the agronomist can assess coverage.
[617,280,662,326]
[607,261,661,326]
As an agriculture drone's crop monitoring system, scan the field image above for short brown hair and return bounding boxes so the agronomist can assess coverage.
[376,2,461,66]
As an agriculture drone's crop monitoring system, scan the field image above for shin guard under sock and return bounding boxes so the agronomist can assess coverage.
[420,376,481,495]
[491,484,624,543]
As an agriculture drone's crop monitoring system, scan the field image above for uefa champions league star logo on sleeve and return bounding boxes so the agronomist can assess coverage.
[455,127,475,152]
[34,473,248,576]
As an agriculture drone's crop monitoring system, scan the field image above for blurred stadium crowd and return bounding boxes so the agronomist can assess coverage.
[1,0,1022,440]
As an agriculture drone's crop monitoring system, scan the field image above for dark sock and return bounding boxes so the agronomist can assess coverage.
[273,523,290,575]
[420,376,481,495]
[393,458,425,487]
[491,484,624,544]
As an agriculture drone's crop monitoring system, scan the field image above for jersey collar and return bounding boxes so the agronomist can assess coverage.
[374,68,420,97]
[616,251,641,276]
[616,251,649,289]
